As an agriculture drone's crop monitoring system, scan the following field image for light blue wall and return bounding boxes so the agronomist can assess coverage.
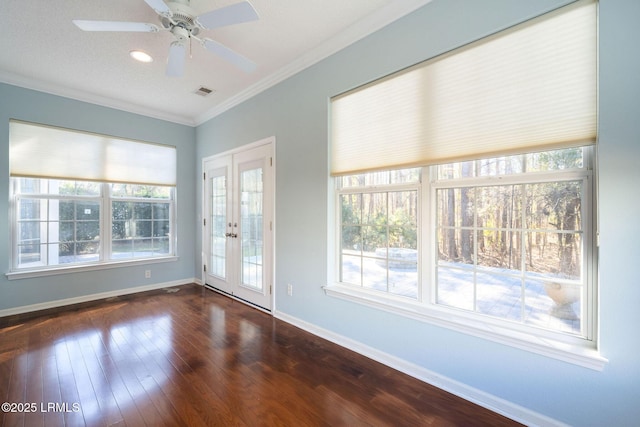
[195,0,640,425]
[1,0,638,424]
[0,83,197,310]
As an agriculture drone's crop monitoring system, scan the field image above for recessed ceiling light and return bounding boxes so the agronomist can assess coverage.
[129,50,153,63]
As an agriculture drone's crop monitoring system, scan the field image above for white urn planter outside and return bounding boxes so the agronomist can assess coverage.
[544,282,580,320]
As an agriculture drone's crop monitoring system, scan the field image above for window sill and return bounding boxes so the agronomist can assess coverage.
[323,283,608,371]
[5,256,179,281]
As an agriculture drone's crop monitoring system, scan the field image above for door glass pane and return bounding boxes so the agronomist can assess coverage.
[240,167,263,290]
[210,175,227,278]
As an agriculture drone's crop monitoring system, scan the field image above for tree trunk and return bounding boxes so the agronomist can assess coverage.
[460,163,473,263]
[559,196,580,277]
[447,189,458,260]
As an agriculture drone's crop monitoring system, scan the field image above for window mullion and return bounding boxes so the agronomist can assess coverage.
[422,166,433,304]
[102,182,111,262]
[520,185,527,323]
[10,193,17,271]
[583,174,594,341]
[44,199,50,267]
[472,187,478,313]
[386,192,390,293]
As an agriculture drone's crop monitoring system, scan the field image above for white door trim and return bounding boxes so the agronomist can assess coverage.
[202,137,275,312]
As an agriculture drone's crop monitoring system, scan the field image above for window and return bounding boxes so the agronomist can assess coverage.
[333,148,599,367]
[8,121,176,276]
[433,148,593,338]
[339,169,420,299]
[328,1,603,368]
[15,179,102,267]
[111,184,173,260]
[13,179,174,270]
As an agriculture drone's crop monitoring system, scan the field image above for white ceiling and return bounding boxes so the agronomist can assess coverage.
[0,0,430,126]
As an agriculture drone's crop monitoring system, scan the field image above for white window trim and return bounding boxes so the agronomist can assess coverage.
[5,256,179,281]
[8,180,178,278]
[323,283,606,370]
[326,150,607,371]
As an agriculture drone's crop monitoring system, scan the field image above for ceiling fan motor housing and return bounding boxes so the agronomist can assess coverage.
[170,25,191,40]
[163,1,200,39]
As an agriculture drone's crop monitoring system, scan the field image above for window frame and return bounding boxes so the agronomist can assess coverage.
[338,179,421,299]
[7,179,178,280]
[326,147,605,370]
[109,187,175,261]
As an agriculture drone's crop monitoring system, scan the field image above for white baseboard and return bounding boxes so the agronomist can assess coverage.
[273,310,568,427]
[0,278,199,318]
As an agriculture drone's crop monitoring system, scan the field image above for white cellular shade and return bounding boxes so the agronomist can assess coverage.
[9,121,177,186]
[330,0,597,176]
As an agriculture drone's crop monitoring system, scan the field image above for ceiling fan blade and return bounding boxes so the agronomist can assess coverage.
[196,1,259,30]
[203,38,256,73]
[73,20,159,32]
[144,0,172,16]
[166,42,187,77]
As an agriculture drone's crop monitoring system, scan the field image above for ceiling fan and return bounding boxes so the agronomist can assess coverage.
[73,0,259,77]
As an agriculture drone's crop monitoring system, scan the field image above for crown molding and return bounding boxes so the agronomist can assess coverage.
[0,70,196,126]
[195,0,433,125]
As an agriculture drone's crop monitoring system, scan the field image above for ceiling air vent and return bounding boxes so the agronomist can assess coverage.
[194,86,214,97]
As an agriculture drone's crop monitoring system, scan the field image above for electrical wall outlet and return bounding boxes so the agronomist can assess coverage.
[145,270,151,279]
[287,283,293,296]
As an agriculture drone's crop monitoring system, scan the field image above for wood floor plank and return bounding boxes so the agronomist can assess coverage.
[0,284,523,426]
[143,328,245,427]
[4,352,28,427]
[41,352,65,427]
[95,351,147,427]
[58,338,89,425]
[23,346,44,427]
[76,331,125,426]
[64,336,105,426]
[105,321,168,426]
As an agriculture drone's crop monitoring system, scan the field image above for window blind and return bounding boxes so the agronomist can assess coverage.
[330,0,597,176]
[9,120,177,186]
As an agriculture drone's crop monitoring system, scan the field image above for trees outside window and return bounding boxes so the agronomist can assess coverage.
[12,179,174,270]
[337,147,594,339]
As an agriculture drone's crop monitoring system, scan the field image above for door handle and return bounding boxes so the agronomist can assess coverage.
[225,232,238,238]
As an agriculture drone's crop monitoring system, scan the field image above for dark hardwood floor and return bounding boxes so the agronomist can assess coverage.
[0,284,522,426]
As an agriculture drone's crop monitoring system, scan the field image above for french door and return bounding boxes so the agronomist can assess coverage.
[203,140,274,311]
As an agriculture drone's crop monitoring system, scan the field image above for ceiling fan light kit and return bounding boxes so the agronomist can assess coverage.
[72,0,259,77]
[167,41,187,77]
